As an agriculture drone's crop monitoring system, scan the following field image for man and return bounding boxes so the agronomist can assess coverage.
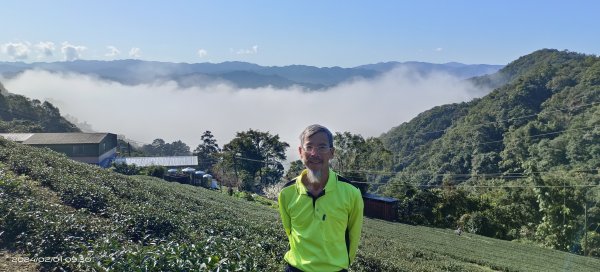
[278,124,364,272]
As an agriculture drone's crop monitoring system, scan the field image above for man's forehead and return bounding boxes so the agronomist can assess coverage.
[303,132,329,143]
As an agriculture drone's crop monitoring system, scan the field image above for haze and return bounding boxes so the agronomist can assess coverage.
[2,68,487,161]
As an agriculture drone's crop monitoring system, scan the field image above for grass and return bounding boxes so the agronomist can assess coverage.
[1,137,599,271]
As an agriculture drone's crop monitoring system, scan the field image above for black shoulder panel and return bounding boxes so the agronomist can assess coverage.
[283,178,297,188]
[336,174,359,189]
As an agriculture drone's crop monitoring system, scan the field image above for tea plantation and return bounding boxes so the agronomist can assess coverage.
[1,138,599,271]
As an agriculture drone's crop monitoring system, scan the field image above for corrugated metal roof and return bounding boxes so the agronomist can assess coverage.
[363,193,399,203]
[22,133,110,144]
[113,156,198,167]
[0,133,35,142]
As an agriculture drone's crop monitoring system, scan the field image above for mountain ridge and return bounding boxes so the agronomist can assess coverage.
[0,59,503,90]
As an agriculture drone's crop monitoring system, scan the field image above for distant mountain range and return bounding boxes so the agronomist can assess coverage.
[0,60,504,90]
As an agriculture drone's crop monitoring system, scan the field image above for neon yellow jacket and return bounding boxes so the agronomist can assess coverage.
[278,169,364,271]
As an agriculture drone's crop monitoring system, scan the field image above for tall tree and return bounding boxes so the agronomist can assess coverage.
[141,139,191,156]
[331,132,393,193]
[332,132,364,174]
[193,130,221,171]
[285,160,305,180]
[165,140,191,156]
[221,129,289,191]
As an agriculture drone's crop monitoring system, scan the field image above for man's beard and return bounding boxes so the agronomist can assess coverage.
[306,168,323,184]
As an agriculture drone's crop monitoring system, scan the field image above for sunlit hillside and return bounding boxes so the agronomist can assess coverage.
[1,139,599,271]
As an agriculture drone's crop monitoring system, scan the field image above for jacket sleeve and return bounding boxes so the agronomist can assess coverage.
[348,190,364,263]
[278,191,291,237]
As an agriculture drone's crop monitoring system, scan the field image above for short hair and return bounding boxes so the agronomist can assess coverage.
[299,124,334,147]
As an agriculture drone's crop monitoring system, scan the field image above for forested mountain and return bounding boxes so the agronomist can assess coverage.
[381,49,598,183]
[379,49,600,255]
[0,59,502,90]
[0,84,79,133]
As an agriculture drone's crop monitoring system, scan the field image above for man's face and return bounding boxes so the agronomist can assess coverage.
[299,131,334,172]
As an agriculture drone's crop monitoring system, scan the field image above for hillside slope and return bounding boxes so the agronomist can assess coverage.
[0,82,79,133]
[381,49,599,181]
[378,49,600,256]
[1,138,599,271]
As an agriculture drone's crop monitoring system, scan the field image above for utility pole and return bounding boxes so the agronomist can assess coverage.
[233,154,239,187]
[584,201,588,256]
[563,180,566,227]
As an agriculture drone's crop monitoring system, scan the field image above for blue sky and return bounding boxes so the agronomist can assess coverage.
[1,0,599,67]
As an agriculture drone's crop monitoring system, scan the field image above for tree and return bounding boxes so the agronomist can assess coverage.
[141,139,191,156]
[285,160,304,180]
[528,165,582,252]
[221,129,289,192]
[0,94,79,133]
[331,132,394,193]
[434,188,481,228]
[332,132,365,174]
[166,140,191,156]
[193,131,221,171]
[144,139,166,155]
[397,188,440,226]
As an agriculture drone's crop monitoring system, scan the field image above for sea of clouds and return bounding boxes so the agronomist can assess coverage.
[3,67,487,162]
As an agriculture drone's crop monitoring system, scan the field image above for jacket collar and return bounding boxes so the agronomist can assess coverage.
[295,168,338,195]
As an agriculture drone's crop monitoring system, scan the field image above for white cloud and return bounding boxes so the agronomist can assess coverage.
[35,42,56,58]
[3,67,485,162]
[197,49,208,58]
[236,45,258,55]
[129,47,141,58]
[61,42,86,61]
[2,42,31,60]
[435,47,443,52]
[105,46,120,57]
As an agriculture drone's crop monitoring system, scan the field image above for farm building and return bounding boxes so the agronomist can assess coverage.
[113,156,198,168]
[362,193,399,221]
[0,132,118,168]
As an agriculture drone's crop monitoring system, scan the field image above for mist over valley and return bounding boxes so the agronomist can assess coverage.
[1,60,496,160]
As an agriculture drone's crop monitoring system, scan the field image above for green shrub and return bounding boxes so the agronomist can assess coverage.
[140,165,166,178]
[110,162,140,175]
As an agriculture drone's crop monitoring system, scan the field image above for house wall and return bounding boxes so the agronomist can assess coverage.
[363,198,398,221]
[98,134,117,155]
[26,134,117,167]
[33,143,100,157]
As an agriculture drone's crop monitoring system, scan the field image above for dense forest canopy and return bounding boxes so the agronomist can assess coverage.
[380,49,598,185]
[378,49,599,255]
[0,91,79,133]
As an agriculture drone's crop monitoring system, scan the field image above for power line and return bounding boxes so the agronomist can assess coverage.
[340,168,599,178]
[387,96,599,163]
[227,154,599,189]
[478,125,599,146]
[226,121,598,170]
[413,99,599,137]
[350,182,600,189]
[228,151,598,181]
[233,156,281,165]
[347,178,600,189]
[391,123,599,166]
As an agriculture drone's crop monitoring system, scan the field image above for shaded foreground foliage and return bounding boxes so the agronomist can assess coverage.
[1,138,600,271]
